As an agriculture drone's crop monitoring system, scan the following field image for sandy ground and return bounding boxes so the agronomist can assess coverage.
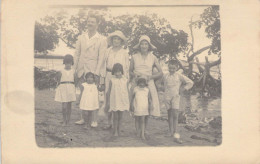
[35,89,221,147]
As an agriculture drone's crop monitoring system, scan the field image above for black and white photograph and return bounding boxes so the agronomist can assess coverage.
[34,5,222,147]
[2,0,260,163]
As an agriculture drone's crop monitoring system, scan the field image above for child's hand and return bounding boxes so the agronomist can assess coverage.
[129,111,134,118]
[98,84,105,92]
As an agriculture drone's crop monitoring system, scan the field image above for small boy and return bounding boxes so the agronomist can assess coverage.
[163,60,194,144]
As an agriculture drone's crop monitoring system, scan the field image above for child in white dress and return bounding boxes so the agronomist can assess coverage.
[163,60,194,144]
[55,54,76,126]
[130,77,152,140]
[105,63,129,138]
[79,72,100,129]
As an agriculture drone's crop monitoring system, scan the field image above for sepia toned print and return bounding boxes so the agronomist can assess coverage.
[2,0,260,163]
[34,5,222,147]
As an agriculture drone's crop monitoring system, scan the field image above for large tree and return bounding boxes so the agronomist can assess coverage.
[34,7,221,97]
[195,6,221,56]
[34,21,59,54]
[34,8,189,58]
[185,6,221,97]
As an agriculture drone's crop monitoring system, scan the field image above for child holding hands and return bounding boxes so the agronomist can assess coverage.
[55,54,77,126]
[79,72,100,129]
[163,60,193,144]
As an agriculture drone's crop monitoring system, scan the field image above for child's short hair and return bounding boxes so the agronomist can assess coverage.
[63,54,74,65]
[84,72,95,80]
[168,60,179,67]
[137,77,148,86]
[112,63,124,75]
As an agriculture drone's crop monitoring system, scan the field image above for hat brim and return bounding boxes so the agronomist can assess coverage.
[107,33,127,46]
[133,40,157,50]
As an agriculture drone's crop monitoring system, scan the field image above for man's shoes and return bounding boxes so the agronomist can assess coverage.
[75,119,85,125]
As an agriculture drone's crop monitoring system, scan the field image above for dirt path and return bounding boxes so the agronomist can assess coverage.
[35,89,221,147]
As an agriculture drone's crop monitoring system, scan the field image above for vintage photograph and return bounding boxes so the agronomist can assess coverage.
[34,5,222,147]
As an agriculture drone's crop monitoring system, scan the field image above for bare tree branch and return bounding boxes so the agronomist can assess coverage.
[188,45,211,62]
[188,62,204,65]
[188,24,194,57]
[208,57,221,68]
[195,57,204,73]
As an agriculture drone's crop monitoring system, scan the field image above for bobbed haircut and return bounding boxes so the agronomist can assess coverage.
[112,63,124,75]
[63,54,74,65]
[137,77,148,86]
[84,72,95,80]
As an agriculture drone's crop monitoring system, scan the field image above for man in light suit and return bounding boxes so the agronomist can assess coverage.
[74,14,107,127]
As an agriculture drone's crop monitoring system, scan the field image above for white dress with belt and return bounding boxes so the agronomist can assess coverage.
[55,68,76,102]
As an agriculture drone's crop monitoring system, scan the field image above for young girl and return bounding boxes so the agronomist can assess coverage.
[103,30,129,130]
[55,54,76,126]
[130,77,152,140]
[79,72,100,129]
[163,60,194,144]
[105,63,129,137]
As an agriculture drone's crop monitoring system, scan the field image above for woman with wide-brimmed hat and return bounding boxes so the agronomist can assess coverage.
[101,30,130,130]
[129,35,163,137]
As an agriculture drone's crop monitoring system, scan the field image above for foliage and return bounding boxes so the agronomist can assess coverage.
[35,8,189,58]
[34,67,60,90]
[34,21,59,53]
[34,7,221,98]
[108,14,189,57]
[194,6,221,56]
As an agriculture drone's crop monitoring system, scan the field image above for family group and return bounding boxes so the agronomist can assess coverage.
[54,14,193,144]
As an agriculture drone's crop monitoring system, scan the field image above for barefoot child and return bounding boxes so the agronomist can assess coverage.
[79,72,100,129]
[55,54,77,126]
[105,63,130,137]
[130,77,152,140]
[163,60,193,144]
